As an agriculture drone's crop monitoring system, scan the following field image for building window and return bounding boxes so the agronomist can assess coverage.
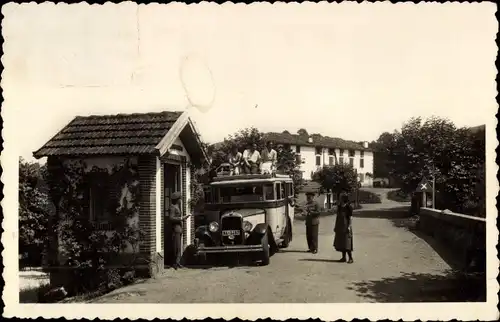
[90,186,107,222]
[88,177,118,225]
[360,158,364,168]
[349,158,354,166]
[339,149,344,156]
[359,173,365,182]
[315,146,322,155]
[349,150,355,157]
[316,155,321,166]
[339,157,344,164]
[295,145,301,154]
[329,156,334,165]
[360,150,364,158]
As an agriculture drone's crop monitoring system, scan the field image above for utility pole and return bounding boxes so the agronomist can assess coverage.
[432,163,436,209]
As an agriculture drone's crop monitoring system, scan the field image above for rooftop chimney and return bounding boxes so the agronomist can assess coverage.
[363,141,369,149]
[308,137,313,143]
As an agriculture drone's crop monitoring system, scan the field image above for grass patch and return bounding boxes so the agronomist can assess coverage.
[387,189,411,202]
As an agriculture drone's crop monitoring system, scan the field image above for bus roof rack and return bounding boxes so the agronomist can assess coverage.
[211,172,291,182]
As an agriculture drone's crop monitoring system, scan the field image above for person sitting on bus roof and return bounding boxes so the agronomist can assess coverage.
[242,143,261,174]
[228,146,242,175]
[261,141,277,174]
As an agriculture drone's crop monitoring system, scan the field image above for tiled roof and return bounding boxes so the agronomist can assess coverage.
[33,111,183,158]
[264,131,370,151]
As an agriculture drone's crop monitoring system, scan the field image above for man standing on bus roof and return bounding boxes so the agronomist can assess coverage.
[168,191,191,269]
[305,191,320,254]
[242,143,261,174]
[261,141,277,175]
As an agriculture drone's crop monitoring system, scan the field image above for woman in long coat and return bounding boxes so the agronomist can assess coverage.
[333,194,354,263]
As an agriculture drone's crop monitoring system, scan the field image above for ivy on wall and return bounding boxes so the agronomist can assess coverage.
[46,156,143,294]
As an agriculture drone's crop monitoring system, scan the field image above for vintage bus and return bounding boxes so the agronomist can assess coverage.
[194,171,295,266]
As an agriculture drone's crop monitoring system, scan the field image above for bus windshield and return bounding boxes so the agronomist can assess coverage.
[216,183,275,203]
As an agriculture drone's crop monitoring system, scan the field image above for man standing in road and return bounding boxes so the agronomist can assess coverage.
[168,192,191,269]
[305,191,321,254]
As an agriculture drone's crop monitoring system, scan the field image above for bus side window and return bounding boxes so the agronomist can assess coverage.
[281,182,285,200]
[284,183,289,197]
[264,184,274,200]
[275,183,281,200]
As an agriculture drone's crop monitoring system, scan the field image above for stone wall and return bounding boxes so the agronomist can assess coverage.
[418,207,486,272]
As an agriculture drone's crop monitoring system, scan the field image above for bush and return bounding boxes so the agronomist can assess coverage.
[387,189,411,202]
[355,190,382,204]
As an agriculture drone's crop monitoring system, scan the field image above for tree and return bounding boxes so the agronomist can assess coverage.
[190,141,214,212]
[209,127,304,197]
[297,128,309,137]
[209,127,265,166]
[371,131,396,180]
[312,163,358,200]
[385,116,485,215]
[19,158,50,267]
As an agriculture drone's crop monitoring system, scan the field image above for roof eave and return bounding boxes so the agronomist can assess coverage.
[31,150,159,159]
[155,111,189,157]
[155,112,210,167]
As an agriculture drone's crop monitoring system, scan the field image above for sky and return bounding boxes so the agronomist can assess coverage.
[2,2,498,162]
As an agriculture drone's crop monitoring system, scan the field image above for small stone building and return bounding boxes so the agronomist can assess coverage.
[33,110,208,278]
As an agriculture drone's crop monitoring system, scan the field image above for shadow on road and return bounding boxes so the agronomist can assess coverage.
[347,270,486,302]
[299,258,346,263]
[280,250,310,254]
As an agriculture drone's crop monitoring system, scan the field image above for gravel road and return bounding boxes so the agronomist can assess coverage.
[92,199,457,303]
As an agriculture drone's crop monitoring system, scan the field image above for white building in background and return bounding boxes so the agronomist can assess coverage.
[264,131,374,187]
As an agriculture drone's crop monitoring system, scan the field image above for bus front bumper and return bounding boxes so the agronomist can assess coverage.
[197,244,264,254]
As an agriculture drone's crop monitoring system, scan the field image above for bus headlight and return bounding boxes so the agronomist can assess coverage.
[243,221,253,232]
[208,221,219,233]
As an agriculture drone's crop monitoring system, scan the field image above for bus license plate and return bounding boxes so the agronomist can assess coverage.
[222,230,240,236]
